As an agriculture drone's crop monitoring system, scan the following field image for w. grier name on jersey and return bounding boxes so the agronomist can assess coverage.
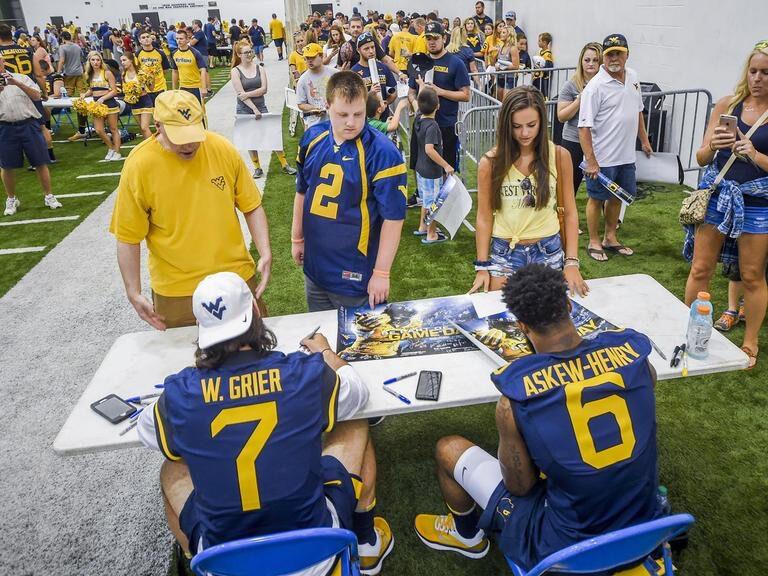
[522,341,641,397]
[200,369,283,403]
[378,326,459,341]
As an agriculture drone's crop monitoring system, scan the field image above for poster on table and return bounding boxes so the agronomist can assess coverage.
[233,113,284,151]
[337,295,616,362]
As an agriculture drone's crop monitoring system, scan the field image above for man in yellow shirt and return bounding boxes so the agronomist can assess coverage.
[137,30,171,110]
[110,91,272,329]
[269,13,286,61]
[170,28,209,103]
[388,17,426,72]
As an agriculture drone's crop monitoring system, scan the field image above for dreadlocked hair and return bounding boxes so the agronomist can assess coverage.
[502,264,570,333]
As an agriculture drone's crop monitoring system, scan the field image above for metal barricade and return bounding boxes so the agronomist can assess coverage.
[456,87,502,192]
[544,88,713,176]
[469,66,576,101]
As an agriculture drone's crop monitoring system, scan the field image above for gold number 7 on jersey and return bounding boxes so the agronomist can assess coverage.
[210,402,278,512]
[310,163,344,219]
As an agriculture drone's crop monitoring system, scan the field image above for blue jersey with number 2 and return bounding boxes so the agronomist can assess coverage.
[296,122,407,296]
[491,328,659,560]
[153,349,340,548]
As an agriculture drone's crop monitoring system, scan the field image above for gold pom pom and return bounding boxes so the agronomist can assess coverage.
[88,100,110,118]
[123,81,143,104]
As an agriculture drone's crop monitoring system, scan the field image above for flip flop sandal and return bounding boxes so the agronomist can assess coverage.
[587,247,608,262]
[412,230,427,236]
[602,243,634,256]
[422,233,448,245]
[741,346,758,370]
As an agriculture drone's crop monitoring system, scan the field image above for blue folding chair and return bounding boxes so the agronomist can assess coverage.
[50,106,76,134]
[190,527,361,576]
[506,514,694,576]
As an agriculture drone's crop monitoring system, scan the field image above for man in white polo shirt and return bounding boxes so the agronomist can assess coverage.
[578,34,652,261]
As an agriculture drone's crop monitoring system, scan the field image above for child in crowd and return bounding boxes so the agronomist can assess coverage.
[413,87,454,244]
[366,91,408,135]
[533,32,553,97]
[517,33,532,70]
[288,33,307,86]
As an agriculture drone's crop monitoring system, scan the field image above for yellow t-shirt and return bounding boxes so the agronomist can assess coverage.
[109,132,262,297]
[269,19,285,40]
[388,30,416,71]
[412,34,427,55]
[492,141,560,245]
[172,47,206,88]
[289,50,308,75]
[137,48,168,93]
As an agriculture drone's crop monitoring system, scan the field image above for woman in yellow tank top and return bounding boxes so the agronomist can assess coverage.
[470,86,588,296]
[82,51,122,161]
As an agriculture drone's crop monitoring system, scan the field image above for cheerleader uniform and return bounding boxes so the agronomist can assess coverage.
[89,68,119,114]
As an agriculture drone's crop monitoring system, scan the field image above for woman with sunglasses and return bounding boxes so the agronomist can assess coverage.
[684,40,768,368]
[230,39,297,178]
[470,86,588,296]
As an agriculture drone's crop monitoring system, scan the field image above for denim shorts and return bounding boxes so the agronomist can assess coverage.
[416,173,443,209]
[705,196,768,235]
[489,233,564,277]
[585,163,637,201]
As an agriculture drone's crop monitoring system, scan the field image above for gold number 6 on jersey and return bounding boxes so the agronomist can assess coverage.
[210,402,278,512]
[310,163,344,219]
[565,372,637,469]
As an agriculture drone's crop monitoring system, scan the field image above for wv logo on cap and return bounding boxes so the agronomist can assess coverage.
[202,296,227,320]
[177,107,192,120]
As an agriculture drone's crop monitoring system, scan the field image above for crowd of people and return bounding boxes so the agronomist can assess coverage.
[2,5,768,576]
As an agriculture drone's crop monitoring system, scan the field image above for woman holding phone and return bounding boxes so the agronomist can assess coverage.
[685,40,768,368]
[469,86,588,296]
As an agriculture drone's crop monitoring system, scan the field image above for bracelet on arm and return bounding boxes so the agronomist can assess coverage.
[564,258,580,269]
[319,347,332,355]
[372,269,390,278]
[291,237,304,244]
[474,259,493,272]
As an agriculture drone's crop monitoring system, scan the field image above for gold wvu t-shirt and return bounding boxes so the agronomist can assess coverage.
[110,132,262,297]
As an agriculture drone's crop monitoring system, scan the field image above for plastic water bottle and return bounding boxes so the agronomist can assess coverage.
[689,291,710,319]
[657,486,671,516]
[686,296,713,360]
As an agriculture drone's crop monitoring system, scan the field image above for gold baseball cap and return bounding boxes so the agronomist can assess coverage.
[153,90,206,145]
[303,43,323,58]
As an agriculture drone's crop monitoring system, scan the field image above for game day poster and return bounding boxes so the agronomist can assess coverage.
[337,296,616,362]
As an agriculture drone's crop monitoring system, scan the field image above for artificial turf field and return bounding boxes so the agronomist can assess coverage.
[2,77,766,574]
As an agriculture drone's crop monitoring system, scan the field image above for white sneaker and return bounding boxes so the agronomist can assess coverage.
[44,194,62,209]
[104,149,115,161]
[4,196,19,216]
[110,151,122,161]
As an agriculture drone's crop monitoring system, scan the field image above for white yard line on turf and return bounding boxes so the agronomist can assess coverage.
[56,191,107,198]
[120,145,137,149]
[0,215,79,227]
[0,246,47,255]
[76,173,121,179]
[97,158,126,163]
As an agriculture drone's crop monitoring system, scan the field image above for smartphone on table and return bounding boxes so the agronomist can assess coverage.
[91,394,137,424]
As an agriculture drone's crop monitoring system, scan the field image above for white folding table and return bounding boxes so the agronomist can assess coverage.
[54,274,748,455]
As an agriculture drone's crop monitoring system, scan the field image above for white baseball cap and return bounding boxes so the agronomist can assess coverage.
[193,272,254,349]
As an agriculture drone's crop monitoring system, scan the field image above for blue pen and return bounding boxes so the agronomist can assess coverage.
[383,371,417,385]
[382,385,411,405]
[126,392,162,404]
[154,384,164,389]
[129,407,144,421]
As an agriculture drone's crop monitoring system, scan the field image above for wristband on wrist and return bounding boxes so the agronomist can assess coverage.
[291,237,304,243]
[373,269,390,278]
[564,260,580,269]
[564,257,580,263]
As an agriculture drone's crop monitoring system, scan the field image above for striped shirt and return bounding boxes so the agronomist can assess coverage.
[0,73,41,122]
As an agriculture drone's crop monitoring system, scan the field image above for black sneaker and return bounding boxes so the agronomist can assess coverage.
[253,168,264,179]
[406,194,420,208]
[368,416,386,427]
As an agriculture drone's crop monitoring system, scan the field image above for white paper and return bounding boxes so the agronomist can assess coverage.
[635,151,682,184]
[233,113,284,151]
[396,81,409,98]
[368,59,380,86]
[423,68,435,85]
[426,175,473,239]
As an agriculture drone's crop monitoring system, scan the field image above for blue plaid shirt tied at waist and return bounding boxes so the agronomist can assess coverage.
[682,163,768,265]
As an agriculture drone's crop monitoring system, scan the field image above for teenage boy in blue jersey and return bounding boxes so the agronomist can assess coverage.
[415,264,662,571]
[139,272,394,576]
[292,71,407,312]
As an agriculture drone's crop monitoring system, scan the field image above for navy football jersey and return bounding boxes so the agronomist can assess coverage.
[296,122,407,296]
[154,350,340,548]
[491,328,659,558]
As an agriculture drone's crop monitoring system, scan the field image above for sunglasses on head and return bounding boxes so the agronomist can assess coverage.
[755,40,768,51]
[520,177,536,208]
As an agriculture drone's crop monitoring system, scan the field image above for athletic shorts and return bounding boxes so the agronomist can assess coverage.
[489,233,564,278]
[453,445,548,570]
[180,86,203,104]
[179,455,360,554]
[416,174,442,209]
[0,119,51,169]
[585,162,637,202]
[254,44,265,55]
[274,38,284,48]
